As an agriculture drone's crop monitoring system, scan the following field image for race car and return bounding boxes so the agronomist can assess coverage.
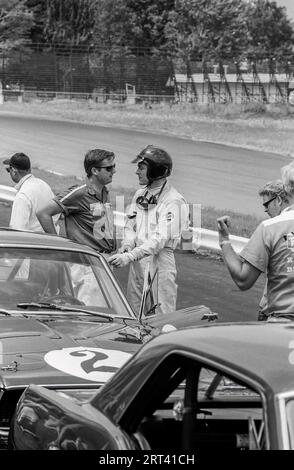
[9,321,294,450]
[0,228,215,448]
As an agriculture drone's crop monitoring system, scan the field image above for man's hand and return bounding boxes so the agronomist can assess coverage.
[217,215,231,245]
[117,245,131,254]
[108,253,132,268]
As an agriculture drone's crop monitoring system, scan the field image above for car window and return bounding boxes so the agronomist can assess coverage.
[121,354,266,450]
[198,368,260,400]
[0,247,132,317]
[0,257,30,281]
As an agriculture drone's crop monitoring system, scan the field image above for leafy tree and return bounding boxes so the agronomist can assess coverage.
[93,0,129,52]
[246,0,294,60]
[92,0,176,94]
[41,0,96,45]
[93,0,175,54]
[0,0,33,51]
[24,0,48,43]
[125,0,175,54]
[165,0,250,62]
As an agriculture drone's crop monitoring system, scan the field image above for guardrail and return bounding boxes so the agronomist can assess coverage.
[114,211,248,254]
[0,185,17,202]
[0,186,248,254]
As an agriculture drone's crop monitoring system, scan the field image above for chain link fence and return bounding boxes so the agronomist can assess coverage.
[1,43,294,104]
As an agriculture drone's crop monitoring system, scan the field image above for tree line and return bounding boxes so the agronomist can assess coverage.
[0,0,294,62]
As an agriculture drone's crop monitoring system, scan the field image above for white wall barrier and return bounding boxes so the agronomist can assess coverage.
[0,185,17,202]
[114,211,248,254]
[0,186,248,253]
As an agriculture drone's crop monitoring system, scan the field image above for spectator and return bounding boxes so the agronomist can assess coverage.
[3,152,57,232]
[257,180,290,319]
[108,145,189,315]
[37,148,116,254]
[217,176,294,319]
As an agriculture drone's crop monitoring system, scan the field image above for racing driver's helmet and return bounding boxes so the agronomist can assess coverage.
[132,145,173,182]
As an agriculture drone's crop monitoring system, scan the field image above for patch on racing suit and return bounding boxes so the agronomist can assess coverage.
[164,211,174,222]
[286,232,294,251]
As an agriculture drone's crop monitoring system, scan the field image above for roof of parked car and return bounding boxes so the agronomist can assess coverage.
[100,321,294,402]
[0,228,97,254]
[152,322,294,392]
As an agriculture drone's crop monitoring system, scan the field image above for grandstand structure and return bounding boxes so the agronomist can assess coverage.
[167,70,291,104]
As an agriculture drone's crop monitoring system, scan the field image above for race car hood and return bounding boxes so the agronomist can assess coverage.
[0,315,141,389]
[0,304,215,388]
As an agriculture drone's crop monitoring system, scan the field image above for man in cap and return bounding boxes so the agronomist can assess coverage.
[37,148,116,254]
[109,145,189,316]
[3,152,56,232]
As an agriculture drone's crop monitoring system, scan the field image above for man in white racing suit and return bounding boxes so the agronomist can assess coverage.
[109,145,189,316]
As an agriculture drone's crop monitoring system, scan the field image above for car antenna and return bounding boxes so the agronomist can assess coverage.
[138,263,158,323]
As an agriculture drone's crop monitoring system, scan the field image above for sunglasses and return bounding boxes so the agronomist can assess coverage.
[97,164,116,172]
[263,196,277,209]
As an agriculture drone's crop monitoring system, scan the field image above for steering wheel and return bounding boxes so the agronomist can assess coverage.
[37,293,85,306]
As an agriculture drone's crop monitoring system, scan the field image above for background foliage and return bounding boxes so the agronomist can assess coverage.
[0,1,294,96]
[0,0,293,58]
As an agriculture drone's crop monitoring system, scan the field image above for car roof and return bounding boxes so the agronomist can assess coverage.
[0,228,97,254]
[136,322,294,394]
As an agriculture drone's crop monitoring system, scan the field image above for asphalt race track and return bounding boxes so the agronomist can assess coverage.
[0,112,288,216]
[115,253,264,323]
[0,112,269,321]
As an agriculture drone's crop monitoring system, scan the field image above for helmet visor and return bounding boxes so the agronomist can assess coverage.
[131,155,145,164]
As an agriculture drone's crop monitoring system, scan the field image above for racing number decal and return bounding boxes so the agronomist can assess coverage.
[44,347,132,382]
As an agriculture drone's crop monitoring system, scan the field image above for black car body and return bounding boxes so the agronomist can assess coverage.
[9,322,294,450]
[0,229,214,448]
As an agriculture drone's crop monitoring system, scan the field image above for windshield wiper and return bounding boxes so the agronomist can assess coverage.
[17,302,119,322]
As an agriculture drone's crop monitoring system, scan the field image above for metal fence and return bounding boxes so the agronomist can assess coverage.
[1,43,294,104]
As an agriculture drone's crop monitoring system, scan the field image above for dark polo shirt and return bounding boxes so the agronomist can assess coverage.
[54,183,116,253]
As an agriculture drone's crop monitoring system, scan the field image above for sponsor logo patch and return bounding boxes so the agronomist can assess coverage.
[164,212,174,222]
[286,233,294,252]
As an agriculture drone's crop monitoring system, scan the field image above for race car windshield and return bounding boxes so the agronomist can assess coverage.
[0,247,133,318]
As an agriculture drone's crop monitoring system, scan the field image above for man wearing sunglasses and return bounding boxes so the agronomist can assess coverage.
[37,148,116,254]
[217,176,294,319]
[3,152,56,232]
[109,145,189,316]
